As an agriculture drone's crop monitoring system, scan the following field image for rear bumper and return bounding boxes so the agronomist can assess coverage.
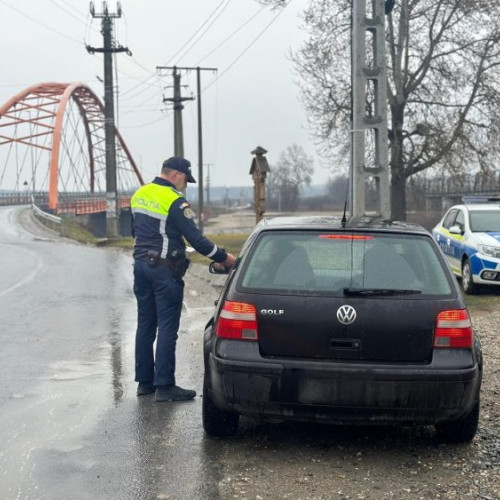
[207,350,481,424]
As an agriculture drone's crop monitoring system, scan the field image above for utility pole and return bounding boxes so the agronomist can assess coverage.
[157,65,216,233]
[158,66,194,158]
[351,0,390,219]
[86,1,131,238]
[205,163,213,221]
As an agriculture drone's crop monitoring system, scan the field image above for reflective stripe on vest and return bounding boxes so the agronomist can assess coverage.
[131,183,183,258]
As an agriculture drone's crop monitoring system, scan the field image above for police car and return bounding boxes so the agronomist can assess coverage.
[432,197,500,294]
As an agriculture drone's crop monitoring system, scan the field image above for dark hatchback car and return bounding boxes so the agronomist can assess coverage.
[202,216,482,443]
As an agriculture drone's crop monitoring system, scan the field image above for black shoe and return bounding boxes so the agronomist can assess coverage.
[137,382,155,396]
[154,385,196,402]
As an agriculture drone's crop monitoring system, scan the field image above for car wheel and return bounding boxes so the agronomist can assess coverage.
[435,401,479,443]
[461,259,478,294]
[202,374,239,437]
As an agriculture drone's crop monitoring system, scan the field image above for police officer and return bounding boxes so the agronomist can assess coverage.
[131,157,236,402]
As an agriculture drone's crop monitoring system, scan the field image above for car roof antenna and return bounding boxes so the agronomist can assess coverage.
[341,179,349,229]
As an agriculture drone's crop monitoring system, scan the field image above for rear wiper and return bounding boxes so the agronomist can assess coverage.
[343,288,422,296]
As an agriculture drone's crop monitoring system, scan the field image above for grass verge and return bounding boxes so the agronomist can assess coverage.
[59,217,98,245]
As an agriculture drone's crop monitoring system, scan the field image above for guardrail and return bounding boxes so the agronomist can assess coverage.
[32,203,62,233]
[32,203,61,224]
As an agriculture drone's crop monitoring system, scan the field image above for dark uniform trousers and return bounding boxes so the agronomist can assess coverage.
[133,259,184,387]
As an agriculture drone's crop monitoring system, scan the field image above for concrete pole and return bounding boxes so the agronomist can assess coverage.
[172,68,185,158]
[102,14,118,237]
[196,67,204,233]
[351,0,390,219]
[87,2,131,237]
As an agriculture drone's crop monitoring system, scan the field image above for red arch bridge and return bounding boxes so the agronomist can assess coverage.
[0,82,144,225]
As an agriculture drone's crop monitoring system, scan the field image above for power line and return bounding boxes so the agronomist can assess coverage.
[119,0,231,101]
[119,74,158,99]
[121,112,172,129]
[88,1,286,138]
[0,0,82,44]
[57,0,91,21]
[120,106,164,111]
[121,88,165,116]
[2,0,157,94]
[117,0,270,108]
[119,3,269,107]
[124,5,286,108]
[173,0,232,64]
[120,5,286,123]
[195,5,266,66]
[48,0,97,30]
[128,57,157,78]
[203,5,288,92]
[121,11,158,79]
[166,0,231,66]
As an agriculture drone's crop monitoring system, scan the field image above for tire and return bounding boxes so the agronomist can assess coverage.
[202,374,239,437]
[435,401,479,443]
[461,258,478,294]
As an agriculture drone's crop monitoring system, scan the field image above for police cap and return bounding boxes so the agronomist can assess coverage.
[162,156,196,183]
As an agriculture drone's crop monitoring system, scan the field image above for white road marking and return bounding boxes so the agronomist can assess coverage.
[0,244,43,299]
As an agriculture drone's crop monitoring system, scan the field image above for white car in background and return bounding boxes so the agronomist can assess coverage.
[432,198,500,294]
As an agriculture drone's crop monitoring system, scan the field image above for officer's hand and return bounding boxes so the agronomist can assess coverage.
[223,253,236,269]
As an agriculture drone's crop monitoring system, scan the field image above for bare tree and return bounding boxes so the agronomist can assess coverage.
[258,0,500,219]
[270,144,314,211]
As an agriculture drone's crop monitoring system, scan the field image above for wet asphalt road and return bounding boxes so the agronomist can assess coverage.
[0,206,222,499]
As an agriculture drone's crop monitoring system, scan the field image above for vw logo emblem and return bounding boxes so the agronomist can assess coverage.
[337,305,356,325]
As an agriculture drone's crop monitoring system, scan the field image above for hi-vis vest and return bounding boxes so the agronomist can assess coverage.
[131,177,226,263]
[131,182,183,259]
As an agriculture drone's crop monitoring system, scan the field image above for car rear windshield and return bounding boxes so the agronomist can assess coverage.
[240,231,454,296]
[469,211,500,232]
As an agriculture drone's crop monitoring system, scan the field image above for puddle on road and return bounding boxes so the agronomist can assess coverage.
[48,360,105,382]
[32,237,55,242]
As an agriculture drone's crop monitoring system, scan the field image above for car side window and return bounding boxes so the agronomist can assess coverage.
[443,209,458,229]
[454,210,465,232]
[469,211,500,232]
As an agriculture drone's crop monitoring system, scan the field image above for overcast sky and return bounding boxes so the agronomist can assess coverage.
[0,0,333,189]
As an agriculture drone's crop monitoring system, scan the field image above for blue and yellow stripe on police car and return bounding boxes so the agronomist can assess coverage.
[439,228,465,242]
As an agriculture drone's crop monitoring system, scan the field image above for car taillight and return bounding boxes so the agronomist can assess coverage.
[215,301,258,341]
[434,309,473,348]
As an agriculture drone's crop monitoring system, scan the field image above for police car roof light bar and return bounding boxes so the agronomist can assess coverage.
[461,195,500,204]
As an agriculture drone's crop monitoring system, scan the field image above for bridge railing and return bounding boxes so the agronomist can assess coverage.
[0,192,49,206]
[58,196,132,215]
[0,191,132,214]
